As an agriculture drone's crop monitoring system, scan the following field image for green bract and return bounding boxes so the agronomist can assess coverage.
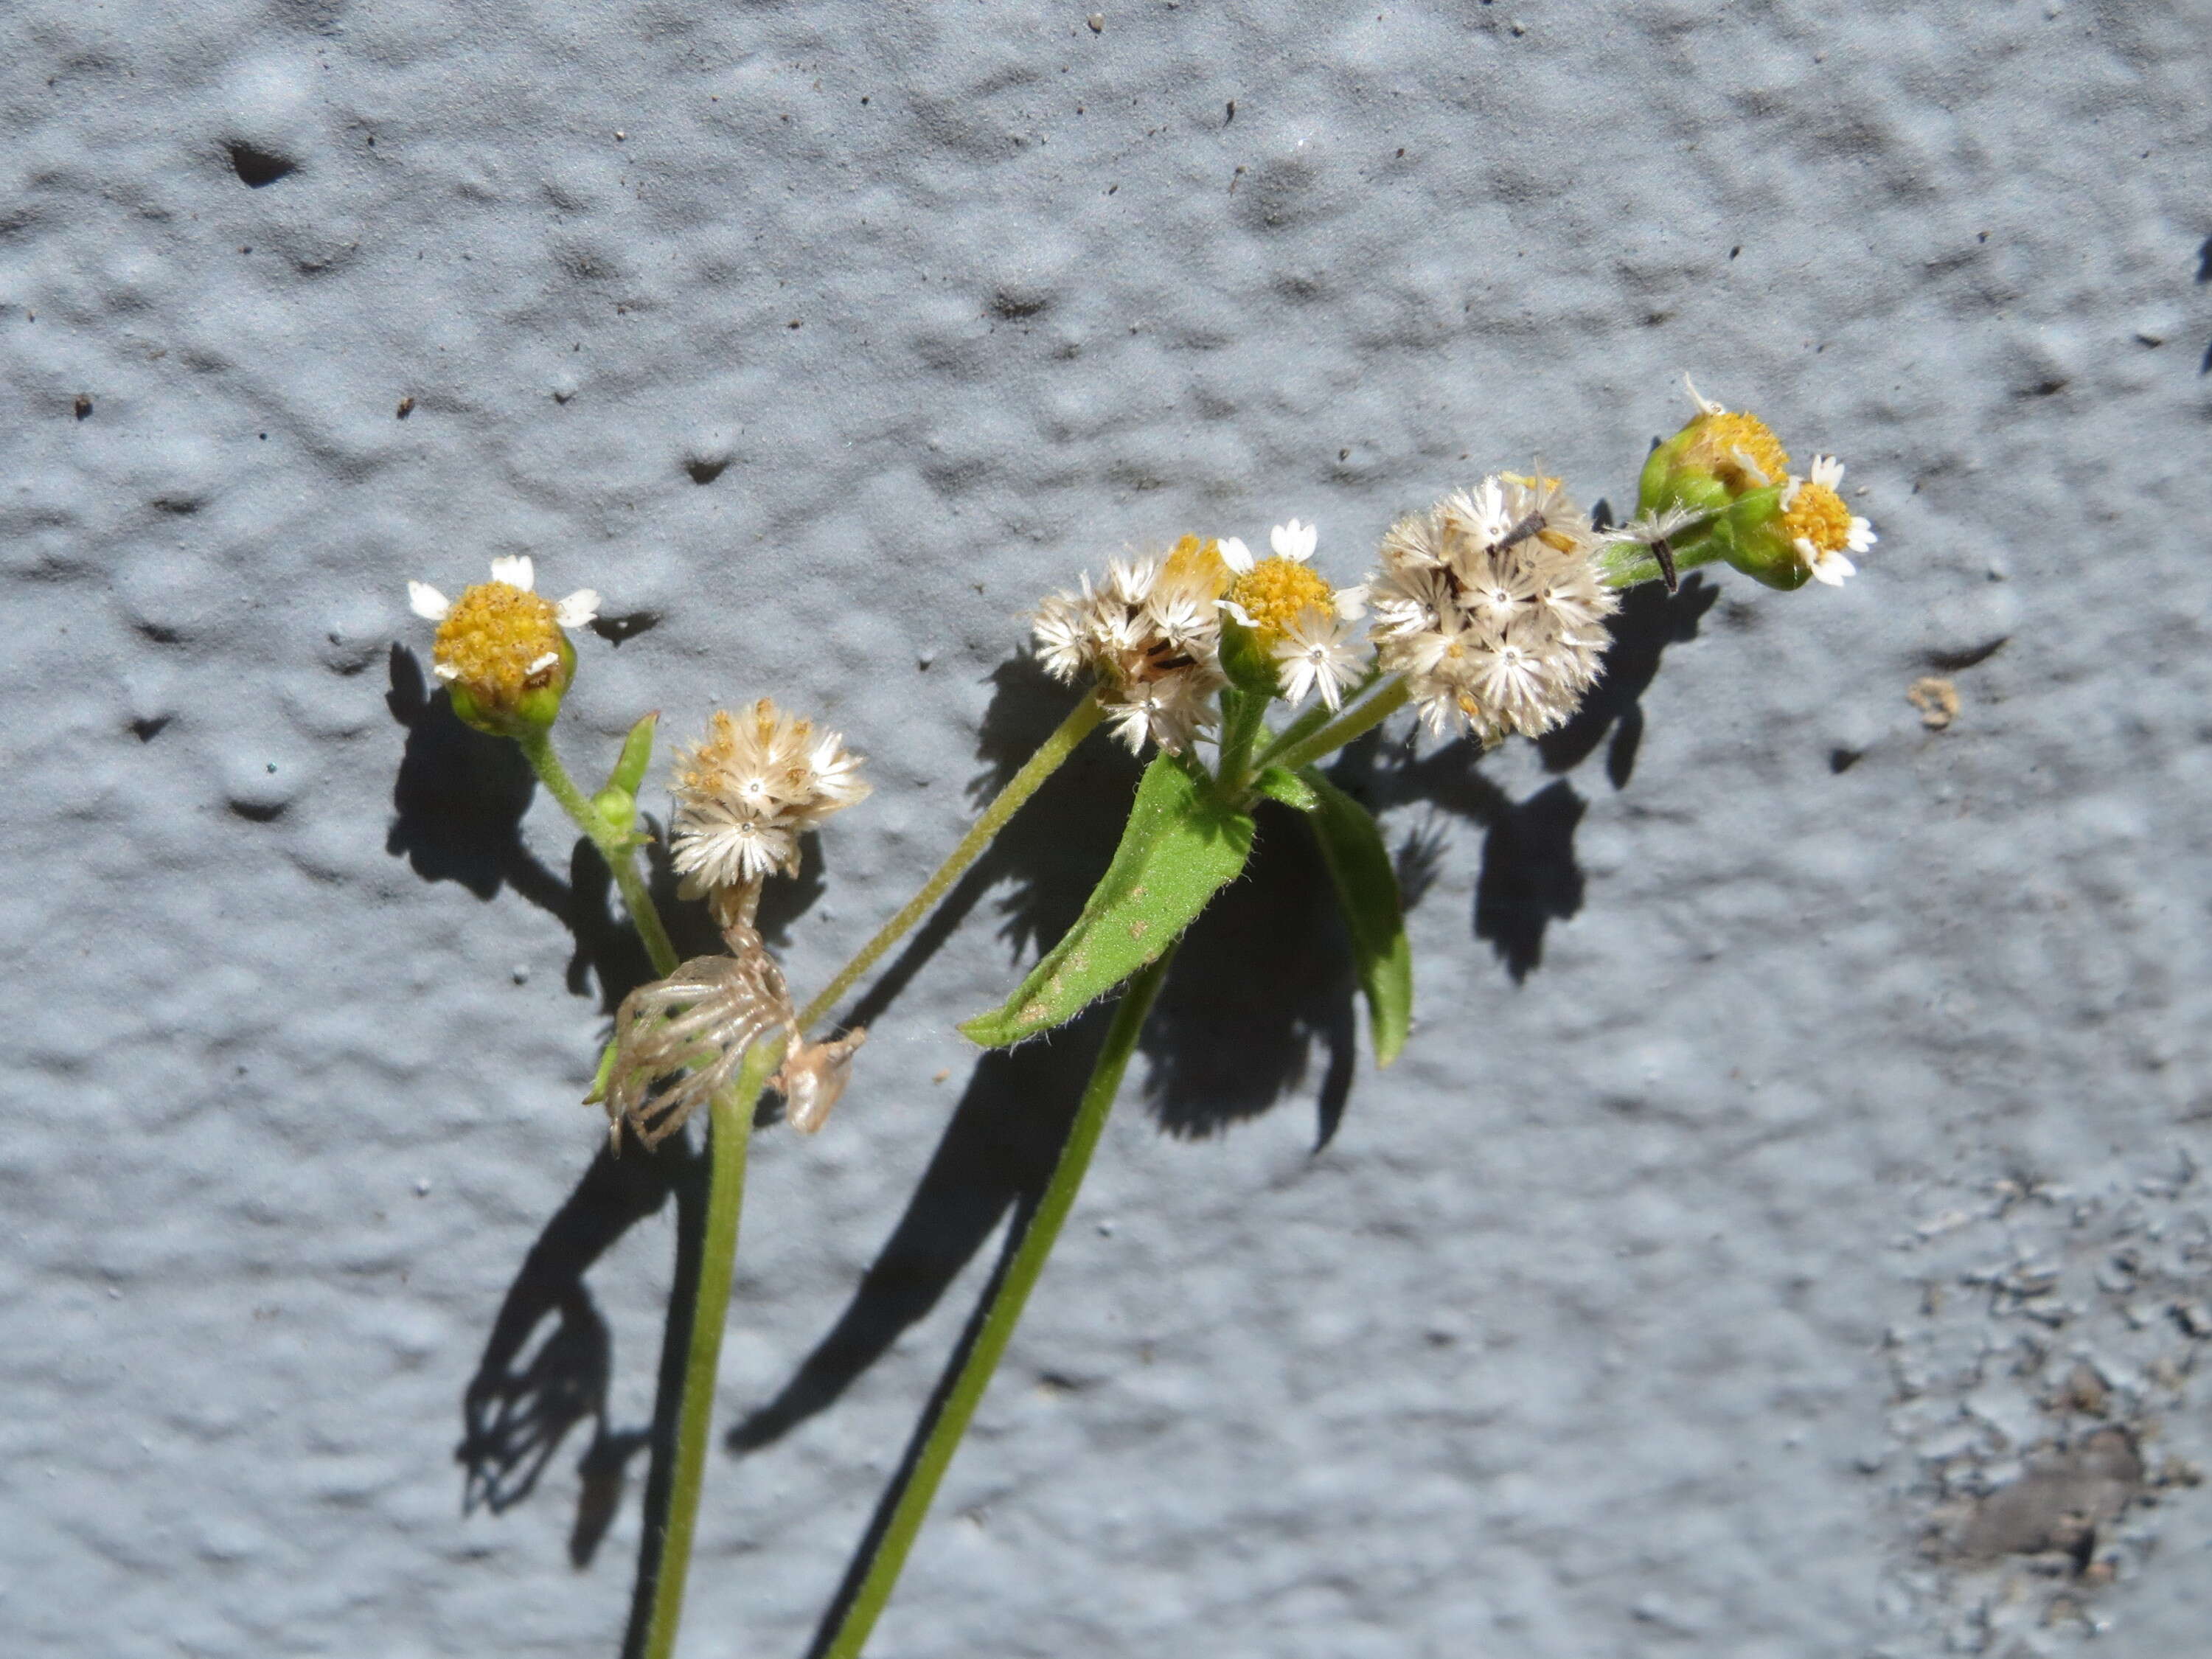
[444,631,576,739]
[1290,768,1411,1067]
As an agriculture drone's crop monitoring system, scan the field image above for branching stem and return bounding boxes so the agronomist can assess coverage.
[517,727,680,977]
[816,946,1177,1659]
[795,695,1103,1032]
[1258,675,1411,776]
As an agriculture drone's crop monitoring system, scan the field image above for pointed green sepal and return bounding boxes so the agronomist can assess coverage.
[1252,765,1321,813]
[959,754,1254,1048]
[591,710,661,834]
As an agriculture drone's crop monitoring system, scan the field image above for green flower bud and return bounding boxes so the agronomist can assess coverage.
[1637,382,1794,525]
[591,710,661,835]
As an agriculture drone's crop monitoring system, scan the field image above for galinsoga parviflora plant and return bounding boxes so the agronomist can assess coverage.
[404,376,1877,1658]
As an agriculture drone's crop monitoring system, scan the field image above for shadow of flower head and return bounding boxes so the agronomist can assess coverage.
[386,643,543,900]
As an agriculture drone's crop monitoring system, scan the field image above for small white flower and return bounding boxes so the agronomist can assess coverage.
[1218,536,1256,574]
[407,557,599,630]
[670,700,871,891]
[1779,456,1877,588]
[1272,605,1367,711]
[1269,518,1318,563]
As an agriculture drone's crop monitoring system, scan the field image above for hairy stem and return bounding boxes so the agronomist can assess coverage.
[795,695,1103,1032]
[517,728,681,977]
[1212,686,1270,799]
[815,946,1174,1659]
[1259,675,1411,776]
[1254,666,1380,770]
[637,1037,783,1659]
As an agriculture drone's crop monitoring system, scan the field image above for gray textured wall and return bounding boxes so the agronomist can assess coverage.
[7,2,2211,1655]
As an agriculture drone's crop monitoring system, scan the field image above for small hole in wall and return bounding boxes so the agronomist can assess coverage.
[229,142,296,187]
[685,457,729,485]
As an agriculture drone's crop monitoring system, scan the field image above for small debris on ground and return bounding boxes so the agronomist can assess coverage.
[1908,675,1959,730]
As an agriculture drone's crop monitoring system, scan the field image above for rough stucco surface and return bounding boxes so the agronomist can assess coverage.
[5,1,2211,1655]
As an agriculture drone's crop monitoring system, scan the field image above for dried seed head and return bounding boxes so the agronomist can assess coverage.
[669,699,869,893]
[1368,473,1617,743]
[602,929,795,1149]
[1031,535,1230,753]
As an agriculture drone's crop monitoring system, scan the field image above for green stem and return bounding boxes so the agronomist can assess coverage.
[1213,687,1270,798]
[794,695,1103,1032]
[815,945,1175,1659]
[1598,532,1725,591]
[1260,676,1411,776]
[517,728,681,977]
[637,1037,782,1659]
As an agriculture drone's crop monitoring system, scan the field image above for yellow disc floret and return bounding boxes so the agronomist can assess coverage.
[434,581,571,712]
[1158,533,1229,598]
[1225,557,1335,644]
[1781,478,1853,555]
[1688,409,1791,493]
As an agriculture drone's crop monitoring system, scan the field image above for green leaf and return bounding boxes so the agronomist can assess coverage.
[959,755,1253,1048]
[1298,767,1412,1066]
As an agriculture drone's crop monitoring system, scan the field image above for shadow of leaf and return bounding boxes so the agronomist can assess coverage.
[1140,802,1358,1146]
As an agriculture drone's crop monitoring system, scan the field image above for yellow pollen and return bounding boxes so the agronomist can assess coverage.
[1782,480,1853,552]
[1225,557,1334,642]
[434,582,568,705]
[1159,534,1229,598]
[1691,410,1790,492]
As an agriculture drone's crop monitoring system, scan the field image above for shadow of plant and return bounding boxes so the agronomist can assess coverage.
[403,568,1721,1635]
[386,654,833,1590]
[385,644,657,1014]
[456,1140,694,1574]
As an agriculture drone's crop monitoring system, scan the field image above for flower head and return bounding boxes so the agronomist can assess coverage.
[1779,455,1877,587]
[1368,473,1618,742]
[1618,380,1879,593]
[669,699,870,893]
[1216,520,1370,709]
[1031,535,1230,753]
[1676,374,1792,494]
[406,556,601,737]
